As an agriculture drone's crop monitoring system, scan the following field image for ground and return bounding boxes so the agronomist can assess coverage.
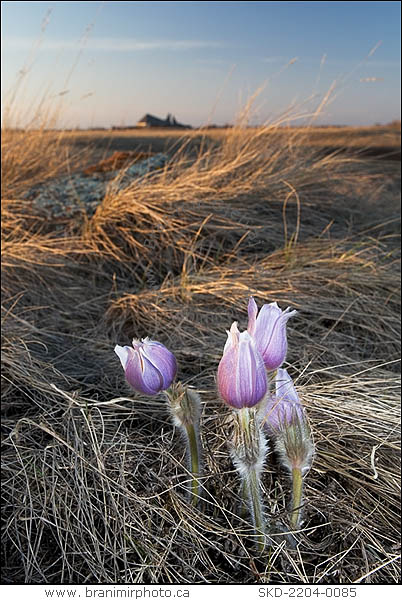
[2,124,401,584]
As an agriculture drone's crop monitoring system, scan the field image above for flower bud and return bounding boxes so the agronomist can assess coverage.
[114,337,177,395]
[264,368,305,430]
[263,369,314,474]
[217,322,267,409]
[247,297,297,371]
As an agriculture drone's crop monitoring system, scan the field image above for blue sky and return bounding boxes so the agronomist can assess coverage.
[2,1,401,127]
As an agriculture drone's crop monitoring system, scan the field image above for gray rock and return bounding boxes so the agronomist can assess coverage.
[24,153,168,219]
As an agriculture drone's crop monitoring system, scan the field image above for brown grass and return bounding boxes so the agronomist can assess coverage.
[55,123,402,167]
[1,119,400,584]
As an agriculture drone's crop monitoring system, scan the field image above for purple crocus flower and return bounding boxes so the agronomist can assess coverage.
[114,338,177,395]
[247,297,297,371]
[217,322,267,409]
[263,368,305,432]
[264,368,314,482]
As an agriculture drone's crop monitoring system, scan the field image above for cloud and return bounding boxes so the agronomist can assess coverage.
[262,56,288,64]
[262,56,299,66]
[195,58,230,65]
[261,55,400,69]
[3,36,226,52]
[360,77,384,82]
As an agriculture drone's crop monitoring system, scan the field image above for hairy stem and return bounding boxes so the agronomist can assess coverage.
[246,466,266,552]
[165,383,203,507]
[290,467,303,529]
[239,479,248,518]
[185,422,201,506]
[238,407,266,552]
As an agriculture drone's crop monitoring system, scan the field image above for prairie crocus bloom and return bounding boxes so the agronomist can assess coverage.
[114,338,177,395]
[263,369,314,530]
[264,368,306,436]
[218,322,269,551]
[217,322,267,409]
[247,297,297,371]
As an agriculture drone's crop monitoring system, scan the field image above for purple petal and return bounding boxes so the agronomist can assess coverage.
[254,303,296,370]
[264,369,304,431]
[237,332,267,407]
[275,368,300,405]
[264,397,291,430]
[125,350,164,395]
[247,297,258,336]
[218,331,267,409]
[115,338,177,395]
[217,344,241,408]
[141,341,177,389]
[223,321,239,354]
[114,345,131,369]
[254,303,282,354]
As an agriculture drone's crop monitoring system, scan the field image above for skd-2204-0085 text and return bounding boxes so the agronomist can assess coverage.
[258,589,358,598]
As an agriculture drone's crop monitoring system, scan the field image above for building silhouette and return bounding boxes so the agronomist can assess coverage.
[137,113,191,128]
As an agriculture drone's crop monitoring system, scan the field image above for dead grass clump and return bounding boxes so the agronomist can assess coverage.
[81,126,341,264]
[105,237,400,377]
[1,121,400,583]
[2,370,399,583]
[2,128,90,199]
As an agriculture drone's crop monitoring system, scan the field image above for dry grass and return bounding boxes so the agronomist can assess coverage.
[1,119,400,584]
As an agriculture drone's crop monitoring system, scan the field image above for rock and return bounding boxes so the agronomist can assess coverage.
[24,153,168,220]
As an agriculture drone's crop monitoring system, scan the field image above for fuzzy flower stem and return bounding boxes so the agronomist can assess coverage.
[290,467,303,529]
[239,479,248,518]
[233,408,267,552]
[247,465,266,552]
[165,383,202,506]
[185,422,201,505]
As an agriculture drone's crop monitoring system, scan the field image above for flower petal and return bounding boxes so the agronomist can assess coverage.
[124,349,163,395]
[223,321,240,354]
[115,338,177,395]
[217,343,241,408]
[264,368,304,431]
[247,296,258,336]
[141,340,177,389]
[237,332,267,407]
[218,330,267,409]
[114,345,132,369]
[254,303,296,370]
[275,368,300,405]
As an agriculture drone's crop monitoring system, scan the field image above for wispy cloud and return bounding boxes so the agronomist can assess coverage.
[262,56,289,64]
[360,77,384,82]
[262,54,400,69]
[262,56,299,66]
[195,58,231,65]
[3,36,226,52]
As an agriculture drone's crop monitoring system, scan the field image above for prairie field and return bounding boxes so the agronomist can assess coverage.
[1,121,401,584]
